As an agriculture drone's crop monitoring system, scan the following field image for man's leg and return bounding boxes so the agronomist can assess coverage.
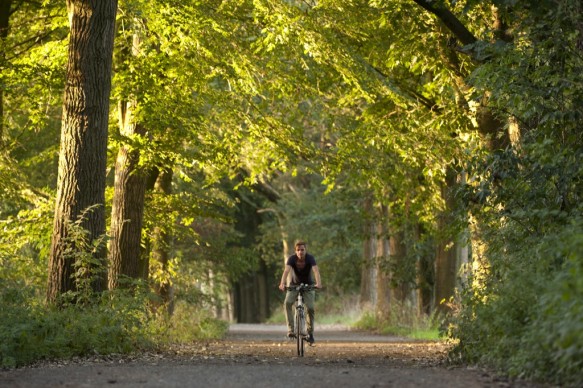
[284,290,298,336]
[304,290,316,342]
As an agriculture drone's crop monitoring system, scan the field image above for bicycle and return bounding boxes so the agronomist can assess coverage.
[284,283,317,357]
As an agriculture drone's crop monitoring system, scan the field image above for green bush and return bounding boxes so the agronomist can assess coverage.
[0,290,229,368]
[451,225,583,385]
[450,141,583,386]
[509,225,583,385]
[0,205,230,369]
[0,289,150,368]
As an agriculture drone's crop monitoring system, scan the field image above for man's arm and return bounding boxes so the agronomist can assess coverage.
[312,265,322,288]
[279,265,292,291]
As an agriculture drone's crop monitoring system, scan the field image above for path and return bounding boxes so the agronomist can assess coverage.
[0,324,546,387]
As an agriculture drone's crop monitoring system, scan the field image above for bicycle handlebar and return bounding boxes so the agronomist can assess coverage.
[284,284,318,292]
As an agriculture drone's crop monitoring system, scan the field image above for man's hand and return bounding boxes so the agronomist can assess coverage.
[279,283,286,291]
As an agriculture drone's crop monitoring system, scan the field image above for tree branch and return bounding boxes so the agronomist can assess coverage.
[411,0,477,46]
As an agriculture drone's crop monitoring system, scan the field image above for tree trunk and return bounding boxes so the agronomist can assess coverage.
[108,105,148,289]
[415,224,433,316]
[433,168,458,315]
[233,280,257,323]
[151,168,174,314]
[256,260,269,321]
[47,0,118,304]
[389,229,409,304]
[108,27,149,290]
[360,196,376,307]
[374,204,391,322]
[475,94,511,150]
[0,0,12,144]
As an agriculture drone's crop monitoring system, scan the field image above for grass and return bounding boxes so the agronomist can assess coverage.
[406,328,441,340]
[267,293,443,341]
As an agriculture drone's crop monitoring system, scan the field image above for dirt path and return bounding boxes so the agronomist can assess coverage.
[0,324,546,387]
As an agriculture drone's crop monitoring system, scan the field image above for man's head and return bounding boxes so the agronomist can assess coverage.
[294,240,307,259]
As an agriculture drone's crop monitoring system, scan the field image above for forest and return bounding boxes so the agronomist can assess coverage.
[1,0,582,385]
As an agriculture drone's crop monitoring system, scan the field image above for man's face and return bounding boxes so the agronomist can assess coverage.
[295,245,306,260]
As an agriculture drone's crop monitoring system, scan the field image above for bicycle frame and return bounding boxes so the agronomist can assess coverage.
[285,284,315,357]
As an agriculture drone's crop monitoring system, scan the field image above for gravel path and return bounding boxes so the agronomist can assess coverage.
[0,324,548,387]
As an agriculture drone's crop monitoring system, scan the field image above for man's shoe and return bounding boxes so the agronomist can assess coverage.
[287,332,296,339]
[307,334,315,344]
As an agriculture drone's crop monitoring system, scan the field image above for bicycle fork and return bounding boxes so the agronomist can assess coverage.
[296,293,307,337]
[295,293,308,356]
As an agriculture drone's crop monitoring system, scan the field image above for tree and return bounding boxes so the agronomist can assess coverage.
[47,0,118,303]
[108,19,149,290]
[0,0,11,142]
[150,168,174,313]
[107,108,149,289]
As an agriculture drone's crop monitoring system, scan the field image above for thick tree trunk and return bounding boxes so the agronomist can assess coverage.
[108,103,148,289]
[47,0,117,304]
[108,28,149,289]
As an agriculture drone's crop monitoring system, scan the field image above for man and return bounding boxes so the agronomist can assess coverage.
[278,240,322,344]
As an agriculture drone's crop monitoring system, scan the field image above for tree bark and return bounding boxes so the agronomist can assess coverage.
[374,204,391,322]
[360,195,376,307]
[108,27,149,290]
[47,0,118,304]
[433,168,458,315]
[151,167,174,314]
[0,0,12,143]
[108,104,148,289]
[389,229,409,304]
[415,224,433,316]
[411,0,477,46]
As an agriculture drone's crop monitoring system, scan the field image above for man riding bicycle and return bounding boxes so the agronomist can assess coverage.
[278,240,322,344]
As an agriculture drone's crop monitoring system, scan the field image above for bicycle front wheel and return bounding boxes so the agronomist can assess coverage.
[295,308,305,356]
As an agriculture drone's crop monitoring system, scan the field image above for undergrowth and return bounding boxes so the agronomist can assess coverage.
[268,292,440,340]
[353,305,442,341]
[0,209,228,369]
[0,286,228,369]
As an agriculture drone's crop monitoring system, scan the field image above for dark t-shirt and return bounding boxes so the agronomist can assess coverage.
[286,253,317,285]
